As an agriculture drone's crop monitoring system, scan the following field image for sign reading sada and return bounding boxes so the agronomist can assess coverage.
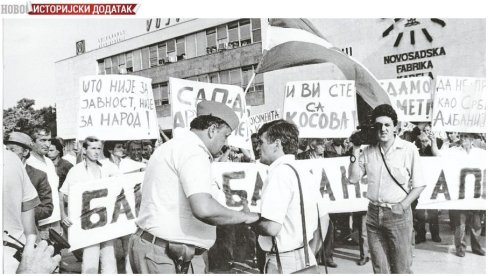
[284,80,358,138]
[380,77,434,122]
[77,75,159,140]
[169,77,250,149]
[432,76,487,133]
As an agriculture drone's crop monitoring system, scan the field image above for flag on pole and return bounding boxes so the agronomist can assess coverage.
[256,18,391,108]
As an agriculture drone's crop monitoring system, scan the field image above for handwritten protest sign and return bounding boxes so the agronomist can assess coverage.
[169,77,250,149]
[68,172,144,250]
[380,77,434,122]
[432,76,486,133]
[283,80,358,138]
[77,75,159,140]
[248,109,281,134]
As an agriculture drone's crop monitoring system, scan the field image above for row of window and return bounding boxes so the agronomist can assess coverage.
[97,19,261,75]
[152,65,265,117]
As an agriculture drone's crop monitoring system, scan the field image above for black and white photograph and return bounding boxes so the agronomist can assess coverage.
[1,0,486,274]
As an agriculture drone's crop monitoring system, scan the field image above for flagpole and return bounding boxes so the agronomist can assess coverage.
[243,72,256,94]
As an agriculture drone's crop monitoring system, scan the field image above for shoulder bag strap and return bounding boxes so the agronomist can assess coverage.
[378,145,408,195]
[272,237,283,274]
[284,163,311,266]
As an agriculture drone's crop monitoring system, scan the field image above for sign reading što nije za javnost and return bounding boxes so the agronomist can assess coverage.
[77,75,159,140]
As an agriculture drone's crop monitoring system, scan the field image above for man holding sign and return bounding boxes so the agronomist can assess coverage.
[60,136,120,274]
[129,101,259,274]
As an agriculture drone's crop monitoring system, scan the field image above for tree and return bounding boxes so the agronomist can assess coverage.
[3,98,56,138]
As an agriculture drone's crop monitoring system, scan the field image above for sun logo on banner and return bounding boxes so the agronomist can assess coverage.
[382,18,447,47]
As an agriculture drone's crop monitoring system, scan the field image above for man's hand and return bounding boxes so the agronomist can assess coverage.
[16,235,61,274]
[244,212,260,224]
[391,203,405,215]
[61,214,72,228]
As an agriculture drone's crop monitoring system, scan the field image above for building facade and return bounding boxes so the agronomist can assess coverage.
[56,18,486,139]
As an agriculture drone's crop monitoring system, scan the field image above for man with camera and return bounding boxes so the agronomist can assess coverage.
[348,104,425,274]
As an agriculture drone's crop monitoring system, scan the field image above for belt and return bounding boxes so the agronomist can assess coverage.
[135,228,206,255]
[268,246,304,254]
[369,201,395,209]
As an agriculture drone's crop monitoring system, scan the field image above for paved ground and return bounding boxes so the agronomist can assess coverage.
[60,211,486,274]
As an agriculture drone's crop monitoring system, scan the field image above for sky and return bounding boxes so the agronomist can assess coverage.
[2,18,146,109]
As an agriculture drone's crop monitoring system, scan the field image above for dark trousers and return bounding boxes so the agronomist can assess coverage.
[414,209,440,239]
[352,211,369,259]
[316,219,335,262]
[449,210,483,253]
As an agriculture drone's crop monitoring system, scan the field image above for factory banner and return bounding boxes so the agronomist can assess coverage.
[77,75,159,140]
[432,76,486,133]
[283,80,358,138]
[169,77,251,149]
[380,77,434,122]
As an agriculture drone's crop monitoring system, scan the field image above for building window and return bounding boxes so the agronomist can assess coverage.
[157,43,167,64]
[126,52,133,72]
[251,18,261,43]
[141,47,150,70]
[242,65,254,88]
[228,21,239,49]
[219,70,230,84]
[229,69,242,86]
[239,19,251,46]
[118,53,126,74]
[133,49,142,72]
[97,60,104,75]
[209,73,219,83]
[246,68,265,106]
[185,34,197,59]
[196,31,207,56]
[167,39,176,62]
[206,28,217,54]
[217,25,228,50]
[111,55,119,74]
[198,75,209,83]
[176,37,186,61]
[149,45,158,68]
[104,57,112,74]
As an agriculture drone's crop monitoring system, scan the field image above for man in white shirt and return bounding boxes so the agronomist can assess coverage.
[26,127,61,239]
[60,136,120,273]
[252,119,321,274]
[129,101,259,274]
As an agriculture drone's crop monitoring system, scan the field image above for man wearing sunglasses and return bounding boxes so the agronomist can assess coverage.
[348,104,425,274]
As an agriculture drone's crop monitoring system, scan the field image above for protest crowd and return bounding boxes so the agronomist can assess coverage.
[2,18,486,275]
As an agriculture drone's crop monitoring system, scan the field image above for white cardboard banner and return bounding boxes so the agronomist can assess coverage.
[248,109,281,134]
[432,76,487,133]
[66,155,485,248]
[169,77,250,149]
[283,80,358,138]
[77,75,159,140]
[67,172,144,250]
[380,77,434,122]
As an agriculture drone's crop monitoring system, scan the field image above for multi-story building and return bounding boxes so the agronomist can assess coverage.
[56,18,485,140]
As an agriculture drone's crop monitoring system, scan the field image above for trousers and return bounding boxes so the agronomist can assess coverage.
[265,246,316,274]
[128,234,207,274]
[82,240,117,274]
[366,203,413,274]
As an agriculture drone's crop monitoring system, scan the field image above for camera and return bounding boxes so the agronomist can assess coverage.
[349,121,378,146]
[4,229,70,262]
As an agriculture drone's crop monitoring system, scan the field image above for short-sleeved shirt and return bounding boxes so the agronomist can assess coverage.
[258,155,319,252]
[358,136,424,204]
[60,160,120,197]
[3,150,40,273]
[136,130,220,249]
